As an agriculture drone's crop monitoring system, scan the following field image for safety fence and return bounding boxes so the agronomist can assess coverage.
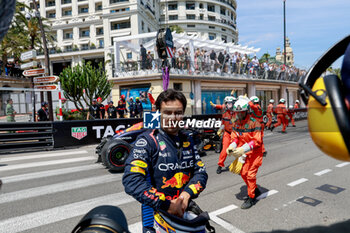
[114,59,304,82]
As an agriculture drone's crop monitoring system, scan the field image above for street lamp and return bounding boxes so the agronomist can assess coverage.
[31,0,54,121]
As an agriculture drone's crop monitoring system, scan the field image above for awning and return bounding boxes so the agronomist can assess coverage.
[110,16,130,23]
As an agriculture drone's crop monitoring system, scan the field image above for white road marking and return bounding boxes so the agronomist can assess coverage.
[0,156,96,172]
[0,174,122,204]
[256,189,278,200]
[287,178,308,187]
[314,169,332,176]
[0,150,88,162]
[0,192,134,233]
[209,205,245,233]
[264,132,273,137]
[336,162,350,168]
[2,164,102,183]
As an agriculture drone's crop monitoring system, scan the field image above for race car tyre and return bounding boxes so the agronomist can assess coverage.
[97,137,113,167]
[104,139,132,172]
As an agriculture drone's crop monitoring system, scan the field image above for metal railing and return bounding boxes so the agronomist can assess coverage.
[159,16,236,30]
[114,58,304,82]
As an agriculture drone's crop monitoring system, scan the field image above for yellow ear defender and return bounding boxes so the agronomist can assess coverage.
[299,35,350,161]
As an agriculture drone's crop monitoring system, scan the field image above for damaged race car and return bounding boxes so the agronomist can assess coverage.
[95,122,221,172]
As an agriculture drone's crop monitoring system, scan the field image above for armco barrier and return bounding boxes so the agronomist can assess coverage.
[0,122,54,153]
[52,114,221,148]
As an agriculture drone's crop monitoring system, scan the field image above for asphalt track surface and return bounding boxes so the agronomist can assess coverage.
[0,120,350,233]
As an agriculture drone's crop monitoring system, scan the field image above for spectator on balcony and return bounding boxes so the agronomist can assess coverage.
[236,53,242,74]
[171,47,177,69]
[140,44,147,70]
[223,51,230,73]
[231,52,237,73]
[185,47,190,70]
[195,48,202,72]
[178,47,185,70]
[210,50,217,72]
[218,51,225,72]
[242,54,248,74]
[146,51,153,69]
[252,56,259,76]
[203,50,209,72]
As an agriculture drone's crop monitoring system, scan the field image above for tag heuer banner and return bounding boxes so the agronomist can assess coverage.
[71,127,88,140]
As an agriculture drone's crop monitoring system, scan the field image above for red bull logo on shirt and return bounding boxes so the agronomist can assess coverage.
[161,172,191,189]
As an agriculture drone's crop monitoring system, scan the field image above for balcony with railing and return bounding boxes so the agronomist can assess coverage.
[159,15,236,30]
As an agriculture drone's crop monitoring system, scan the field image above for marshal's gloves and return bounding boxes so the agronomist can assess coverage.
[232,147,245,158]
[210,101,215,107]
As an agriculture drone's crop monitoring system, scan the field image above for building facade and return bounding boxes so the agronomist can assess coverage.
[276,38,294,66]
[18,0,238,78]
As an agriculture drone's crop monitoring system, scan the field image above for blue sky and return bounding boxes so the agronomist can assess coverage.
[237,0,350,69]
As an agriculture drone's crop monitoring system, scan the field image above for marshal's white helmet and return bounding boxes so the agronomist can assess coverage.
[269,99,275,103]
[250,96,259,103]
[289,105,294,109]
[233,98,250,112]
[279,98,286,103]
[295,100,300,103]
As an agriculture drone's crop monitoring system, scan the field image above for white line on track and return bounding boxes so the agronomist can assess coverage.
[209,205,245,233]
[0,150,88,163]
[0,156,96,172]
[0,192,135,233]
[336,162,350,168]
[287,178,308,187]
[129,222,143,233]
[314,169,332,176]
[256,189,279,200]
[0,174,123,204]
[2,164,102,183]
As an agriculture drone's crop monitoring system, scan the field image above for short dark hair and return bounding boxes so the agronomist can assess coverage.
[155,89,187,112]
[7,98,12,103]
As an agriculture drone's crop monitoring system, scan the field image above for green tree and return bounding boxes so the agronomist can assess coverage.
[169,25,184,33]
[259,52,271,63]
[59,62,112,113]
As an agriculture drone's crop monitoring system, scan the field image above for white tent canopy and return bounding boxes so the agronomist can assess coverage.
[113,31,260,73]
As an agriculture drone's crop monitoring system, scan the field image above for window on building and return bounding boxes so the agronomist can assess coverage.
[111,20,131,30]
[96,4,102,11]
[99,39,104,48]
[207,4,215,12]
[62,0,71,4]
[221,28,226,31]
[221,35,227,43]
[80,29,90,37]
[208,16,216,21]
[186,14,195,20]
[96,28,104,35]
[169,15,178,20]
[47,12,56,18]
[46,1,55,7]
[209,26,215,29]
[65,46,72,52]
[79,6,89,14]
[81,44,89,50]
[199,3,203,8]
[127,52,132,59]
[141,21,144,31]
[200,14,204,20]
[148,27,151,32]
[110,0,128,3]
[174,83,183,91]
[64,32,73,39]
[168,3,177,10]
[187,24,195,28]
[186,2,195,10]
[63,9,72,16]
[209,33,216,40]
[220,7,226,15]
[232,39,235,43]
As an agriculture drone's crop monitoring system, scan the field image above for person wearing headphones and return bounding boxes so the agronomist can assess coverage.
[270,98,288,133]
[266,99,275,129]
[226,96,263,209]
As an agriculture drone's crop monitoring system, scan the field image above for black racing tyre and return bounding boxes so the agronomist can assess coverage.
[214,141,222,153]
[104,139,132,172]
[98,137,113,167]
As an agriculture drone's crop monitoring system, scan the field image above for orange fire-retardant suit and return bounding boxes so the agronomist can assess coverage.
[215,104,235,168]
[273,102,288,132]
[266,103,274,128]
[231,116,263,199]
[248,101,266,153]
[286,107,295,127]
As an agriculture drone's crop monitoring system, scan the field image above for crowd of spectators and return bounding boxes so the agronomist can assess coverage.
[0,60,24,78]
[130,45,306,82]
